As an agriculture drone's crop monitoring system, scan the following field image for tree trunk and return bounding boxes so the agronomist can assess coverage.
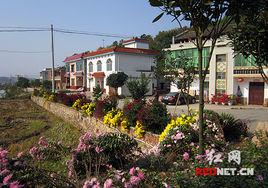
[198,46,205,154]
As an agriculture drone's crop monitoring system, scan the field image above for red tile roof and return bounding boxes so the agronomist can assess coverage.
[63,53,84,62]
[83,46,158,58]
[122,38,149,44]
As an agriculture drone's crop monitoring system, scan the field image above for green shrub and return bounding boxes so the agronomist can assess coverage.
[137,101,170,134]
[127,73,150,100]
[219,113,248,142]
[97,133,138,168]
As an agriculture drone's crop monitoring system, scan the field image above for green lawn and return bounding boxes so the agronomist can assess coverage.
[0,99,82,174]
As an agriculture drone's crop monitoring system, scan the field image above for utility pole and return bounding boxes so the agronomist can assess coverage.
[51,24,55,93]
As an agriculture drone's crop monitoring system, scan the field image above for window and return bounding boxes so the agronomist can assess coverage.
[71,64,75,72]
[97,60,102,71]
[216,54,227,62]
[71,78,75,86]
[89,62,93,72]
[76,61,83,71]
[106,59,112,71]
[66,64,70,72]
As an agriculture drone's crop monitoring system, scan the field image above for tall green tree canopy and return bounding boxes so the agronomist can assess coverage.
[229,0,268,81]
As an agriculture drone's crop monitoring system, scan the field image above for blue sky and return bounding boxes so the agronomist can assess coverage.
[0,0,184,77]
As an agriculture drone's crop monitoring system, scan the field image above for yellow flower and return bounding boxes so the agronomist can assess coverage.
[134,121,145,138]
[159,114,197,142]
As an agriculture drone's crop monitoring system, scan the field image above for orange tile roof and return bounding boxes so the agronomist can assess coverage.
[83,46,158,58]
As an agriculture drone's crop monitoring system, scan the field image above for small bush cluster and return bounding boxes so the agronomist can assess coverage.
[123,100,170,134]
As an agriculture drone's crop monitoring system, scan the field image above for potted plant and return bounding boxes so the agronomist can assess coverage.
[219,93,228,105]
[228,95,236,106]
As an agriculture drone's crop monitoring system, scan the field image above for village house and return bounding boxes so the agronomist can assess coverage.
[83,38,159,96]
[166,31,268,106]
[63,38,159,95]
[40,67,66,90]
[63,53,87,90]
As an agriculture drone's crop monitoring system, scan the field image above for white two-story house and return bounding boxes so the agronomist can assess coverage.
[83,38,159,96]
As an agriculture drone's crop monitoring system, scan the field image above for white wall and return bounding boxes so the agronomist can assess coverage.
[117,53,155,96]
[124,42,149,49]
[86,53,116,92]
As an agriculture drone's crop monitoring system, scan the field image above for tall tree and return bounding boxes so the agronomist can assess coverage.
[149,0,241,154]
[229,0,268,81]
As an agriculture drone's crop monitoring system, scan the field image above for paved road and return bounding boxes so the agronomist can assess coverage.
[166,104,268,132]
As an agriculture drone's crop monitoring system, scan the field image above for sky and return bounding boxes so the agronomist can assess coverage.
[0,0,184,78]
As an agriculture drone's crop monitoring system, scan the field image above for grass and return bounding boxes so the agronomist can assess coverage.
[0,99,82,175]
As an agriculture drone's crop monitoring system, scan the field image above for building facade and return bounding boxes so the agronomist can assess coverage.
[63,53,87,90]
[166,35,268,106]
[40,68,52,82]
[82,38,158,96]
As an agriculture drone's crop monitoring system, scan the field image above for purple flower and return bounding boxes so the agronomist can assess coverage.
[257,175,264,181]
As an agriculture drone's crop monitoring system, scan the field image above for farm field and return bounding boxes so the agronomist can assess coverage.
[0,99,81,174]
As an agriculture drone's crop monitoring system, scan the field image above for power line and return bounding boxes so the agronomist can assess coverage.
[0,26,49,30]
[54,28,132,38]
[0,26,132,38]
[0,50,50,54]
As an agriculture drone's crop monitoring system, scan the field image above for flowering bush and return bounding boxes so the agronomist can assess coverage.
[81,102,96,116]
[123,100,144,127]
[134,121,145,138]
[67,132,138,182]
[219,93,229,104]
[103,108,124,128]
[159,114,196,142]
[82,166,145,188]
[72,98,91,110]
[56,92,86,107]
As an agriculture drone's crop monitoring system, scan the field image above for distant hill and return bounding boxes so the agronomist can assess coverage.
[0,77,17,85]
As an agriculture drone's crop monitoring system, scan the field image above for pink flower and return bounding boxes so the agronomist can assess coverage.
[190,142,195,146]
[103,178,113,188]
[195,154,202,160]
[3,174,13,185]
[183,152,189,161]
[95,146,103,154]
[17,152,24,158]
[38,136,48,148]
[205,149,210,154]
[172,132,185,140]
[10,181,23,188]
[129,167,136,176]
[137,171,145,180]
[130,176,140,185]
[0,169,10,176]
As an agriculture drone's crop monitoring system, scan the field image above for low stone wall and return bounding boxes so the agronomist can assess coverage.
[31,96,159,146]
